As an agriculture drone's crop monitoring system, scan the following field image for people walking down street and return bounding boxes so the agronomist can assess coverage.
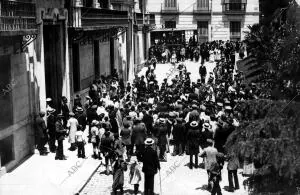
[154,118,168,162]
[227,153,240,192]
[142,138,160,195]
[172,117,186,156]
[47,108,57,153]
[35,111,48,156]
[100,129,115,175]
[112,156,127,195]
[200,139,219,191]
[55,114,67,160]
[187,121,201,169]
[120,122,132,162]
[209,162,223,195]
[90,120,101,159]
[129,156,142,195]
[75,107,87,132]
[199,62,207,84]
[67,112,78,151]
[131,118,147,162]
[75,125,86,158]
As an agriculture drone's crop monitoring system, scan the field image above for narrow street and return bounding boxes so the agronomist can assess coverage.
[80,61,247,195]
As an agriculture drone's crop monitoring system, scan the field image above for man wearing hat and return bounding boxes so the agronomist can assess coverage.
[172,117,186,156]
[76,107,87,131]
[154,118,168,161]
[186,121,201,169]
[55,114,67,160]
[142,138,160,195]
[131,118,147,161]
[61,96,70,128]
[47,108,57,153]
[200,139,219,191]
[35,111,48,155]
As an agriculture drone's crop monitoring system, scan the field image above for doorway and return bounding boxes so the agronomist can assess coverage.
[43,24,63,111]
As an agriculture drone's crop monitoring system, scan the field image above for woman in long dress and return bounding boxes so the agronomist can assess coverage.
[209,49,215,62]
[67,112,79,151]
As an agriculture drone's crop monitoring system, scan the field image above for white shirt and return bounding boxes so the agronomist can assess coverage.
[75,131,85,142]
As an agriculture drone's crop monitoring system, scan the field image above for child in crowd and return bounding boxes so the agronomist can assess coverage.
[75,125,86,158]
[129,156,142,195]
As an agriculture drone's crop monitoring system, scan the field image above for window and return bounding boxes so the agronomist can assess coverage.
[197,0,209,9]
[197,21,208,36]
[165,0,177,7]
[224,0,246,11]
[230,21,241,40]
[165,21,176,29]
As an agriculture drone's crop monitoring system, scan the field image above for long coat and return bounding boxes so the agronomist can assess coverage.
[186,126,201,154]
[142,146,160,175]
[155,123,168,146]
[131,122,147,145]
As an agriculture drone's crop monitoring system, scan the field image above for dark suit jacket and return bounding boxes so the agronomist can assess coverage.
[36,116,47,138]
[131,122,147,145]
[142,146,160,175]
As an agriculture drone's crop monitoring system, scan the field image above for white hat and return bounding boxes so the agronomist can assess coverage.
[46,98,52,102]
[159,118,166,123]
[203,122,210,129]
[144,138,154,145]
[47,107,56,113]
[190,121,198,127]
[225,106,232,110]
[91,120,99,125]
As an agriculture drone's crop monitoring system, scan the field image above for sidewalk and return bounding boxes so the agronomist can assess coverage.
[0,130,101,195]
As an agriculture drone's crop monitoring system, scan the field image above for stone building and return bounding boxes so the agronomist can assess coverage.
[0,0,39,175]
[148,0,259,44]
[0,0,154,175]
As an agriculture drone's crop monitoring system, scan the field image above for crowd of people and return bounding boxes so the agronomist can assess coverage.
[148,40,247,66]
[34,39,262,195]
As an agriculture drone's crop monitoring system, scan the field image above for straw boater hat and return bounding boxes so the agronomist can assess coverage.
[91,105,97,109]
[144,138,154,145]
[76,107,83,112]
[69,112,75,117]
[47,107,56,113]
[225,106,232,110]
[190,121,198,127]
[46,98,52,102]
[203,122,210,129]
[159,118,166,123]
[91,120,99,125]
[217,102,223,107]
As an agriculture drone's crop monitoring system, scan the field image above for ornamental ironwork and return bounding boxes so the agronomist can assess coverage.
[22,34,37,52]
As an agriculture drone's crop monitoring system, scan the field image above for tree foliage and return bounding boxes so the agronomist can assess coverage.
[225,99,300,194]
[244,0,300,100]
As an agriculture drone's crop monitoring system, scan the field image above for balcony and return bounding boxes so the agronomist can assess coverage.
[161,2,179,14]
[0,0,37,36]
[69,6,128,30]
[223,3,247,15]
[193,3,211,15]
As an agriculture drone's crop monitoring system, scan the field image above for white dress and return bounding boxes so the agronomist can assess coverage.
[67,117,78,144]
[209,50,215,62]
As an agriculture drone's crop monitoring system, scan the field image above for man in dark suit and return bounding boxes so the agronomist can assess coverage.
[35,111,48,155]
[55,114,67,160]
[131,118,147,161]
[142,138,160,195]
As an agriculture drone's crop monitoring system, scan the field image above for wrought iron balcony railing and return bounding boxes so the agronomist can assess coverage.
[0,0,37,33]
[193,3,211,14]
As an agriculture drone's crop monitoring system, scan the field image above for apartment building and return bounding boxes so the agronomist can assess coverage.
[148,0,260,44]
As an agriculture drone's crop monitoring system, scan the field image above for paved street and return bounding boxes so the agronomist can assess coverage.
[80,61,248,195]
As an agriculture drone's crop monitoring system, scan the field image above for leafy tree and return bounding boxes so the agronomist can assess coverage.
[225,99,300,194]
[244,0,300,100]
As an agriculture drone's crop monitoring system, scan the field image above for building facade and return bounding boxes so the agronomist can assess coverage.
[148,0,259,45]
[0,0,39,175]
[0,0,154,175]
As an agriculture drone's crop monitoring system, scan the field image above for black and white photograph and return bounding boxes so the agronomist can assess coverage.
[0,0,300,194]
